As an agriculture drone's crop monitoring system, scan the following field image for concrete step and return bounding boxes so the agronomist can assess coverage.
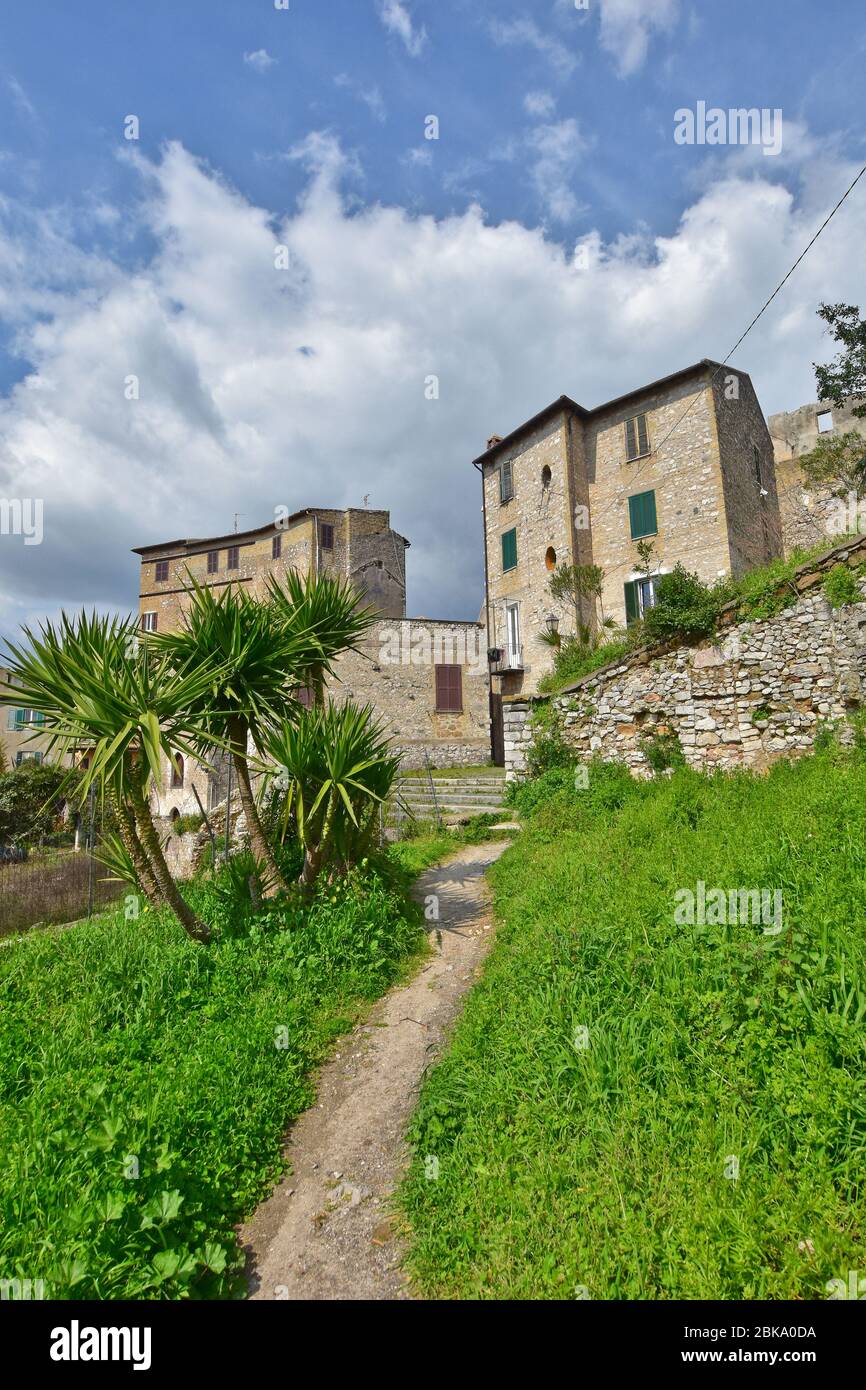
[399,794,508,808]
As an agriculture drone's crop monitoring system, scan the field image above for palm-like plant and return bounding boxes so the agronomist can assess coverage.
[1,611,214,942]
[150,577,315,896]
[263,702,399,893]
[264,569,377,705]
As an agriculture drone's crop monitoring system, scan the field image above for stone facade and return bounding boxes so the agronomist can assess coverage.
[503,534,866,781]
[768,398,866,554]
[0,666,66,771]
[477,359,782,702]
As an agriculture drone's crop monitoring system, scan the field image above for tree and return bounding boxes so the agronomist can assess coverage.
[814,303,866,418]
[265,569,377,706]
[0,761,79,845]
[1,612,214,942]
[797,430,866,497]
[546,562,615,648]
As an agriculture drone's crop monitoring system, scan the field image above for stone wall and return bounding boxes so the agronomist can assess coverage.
[768,398,866,557]
[503,535,866,781]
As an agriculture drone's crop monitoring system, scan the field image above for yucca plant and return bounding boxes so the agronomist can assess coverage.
[150,577,318,896]
[1,611,214,942]
[264,568,377,704]
[263,702,399,893]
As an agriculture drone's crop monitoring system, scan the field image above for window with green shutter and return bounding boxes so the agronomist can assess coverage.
[501,527,518,572]
[625,412,650,461]
[628,489,657,540]
[624,580,640,626]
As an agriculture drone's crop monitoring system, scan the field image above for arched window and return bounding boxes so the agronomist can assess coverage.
[171,755,184,789]
[545,546,557,571]
[541,465,552,487]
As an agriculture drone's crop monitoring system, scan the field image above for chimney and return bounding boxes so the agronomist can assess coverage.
[486,434,503,451]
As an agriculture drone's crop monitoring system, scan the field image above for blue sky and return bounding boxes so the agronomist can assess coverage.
[1,0,865,633]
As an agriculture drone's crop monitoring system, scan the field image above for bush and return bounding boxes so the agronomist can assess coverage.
[524,702,573,778]
[0,762,79,845]
[172,813,204,837]
[642,565,728,643]
[823,563,862,609]
[639,730,685,773]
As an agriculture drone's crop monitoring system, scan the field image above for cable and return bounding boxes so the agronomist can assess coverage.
[586,160,866,528]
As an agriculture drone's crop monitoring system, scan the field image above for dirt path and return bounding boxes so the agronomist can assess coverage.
[241,840,509,1301]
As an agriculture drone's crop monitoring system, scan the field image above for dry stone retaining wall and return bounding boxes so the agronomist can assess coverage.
[504,537,866,780]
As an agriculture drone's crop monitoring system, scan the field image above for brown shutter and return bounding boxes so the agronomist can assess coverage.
[625,417,637,460]
[637,414,649,456]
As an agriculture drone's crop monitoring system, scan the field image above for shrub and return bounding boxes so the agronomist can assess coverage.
[524,702,573,779]
[172,813,204,837]
[823,563,862,609]
[642,565,728,643]
[639,730,685,773]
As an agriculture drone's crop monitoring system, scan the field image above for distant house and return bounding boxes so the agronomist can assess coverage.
[0,667,54,771]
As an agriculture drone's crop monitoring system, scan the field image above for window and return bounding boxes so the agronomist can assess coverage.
[545,546,557,571]
[7,708,44,730]
[227,546,239,570]
[752,444,763,486]
[817,410,834,434]
[155,560,169,582]
[505,602,521,667]
[170,755,184,789]
[16,751,43,767]
[501,527,518,572]
[625,412,650,462]
[272,534,282,560]
[628,489,658,540]
[320,522,334,551]
[541,465,552,487]
[435,664,463,713]
[141,611,158,633]
[207,550,219,574]
[624,576,660,625]
[500,459,514,502]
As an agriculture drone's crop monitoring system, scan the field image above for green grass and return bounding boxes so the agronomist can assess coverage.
[400,747,866,1299]
[0,852,430,1300]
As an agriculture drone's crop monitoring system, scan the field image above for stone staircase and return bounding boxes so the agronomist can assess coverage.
[391,769,508,827]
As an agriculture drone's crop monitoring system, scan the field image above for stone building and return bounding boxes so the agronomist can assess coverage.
[474,359,782,726]
[133,507,489,817]
[768,398,866,554]
[0,666,57,771]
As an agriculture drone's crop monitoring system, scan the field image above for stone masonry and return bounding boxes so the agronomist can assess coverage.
[477,358,781,702]
[768,397,866,555]
[503,534,866,780]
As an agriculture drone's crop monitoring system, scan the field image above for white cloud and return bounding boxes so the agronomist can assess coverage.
[0,133,864,640]
[524,91,557,119]
[491,19,579,79]
[526,119,588,223]
[377,1,428,58]
[335,74,387,124]
[243,49,277,72]
[5,76,38,124]
[597,0,680,77]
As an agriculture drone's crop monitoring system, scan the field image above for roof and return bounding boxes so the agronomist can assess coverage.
[133,508,410,557]
[472,358,734,467]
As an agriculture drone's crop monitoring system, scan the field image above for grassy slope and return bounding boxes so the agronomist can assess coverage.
[0,853,435,1300]
[400,748,866,1299]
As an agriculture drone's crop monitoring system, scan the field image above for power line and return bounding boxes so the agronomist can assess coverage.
[587,159,866,530]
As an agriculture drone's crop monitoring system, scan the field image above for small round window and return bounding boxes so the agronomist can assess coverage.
[541,465,552,486]
[545,546,557,571]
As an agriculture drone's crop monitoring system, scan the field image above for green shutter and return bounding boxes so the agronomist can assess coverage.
[628,490,657,540]
[624,580,640,626]
[501,528,518,571]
